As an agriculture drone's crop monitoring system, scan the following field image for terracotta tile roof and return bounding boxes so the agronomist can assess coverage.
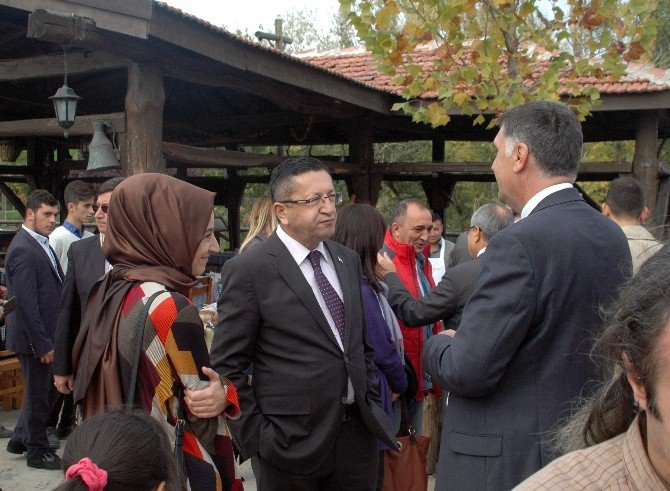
[155,2,669,99]
[297,44,670,97]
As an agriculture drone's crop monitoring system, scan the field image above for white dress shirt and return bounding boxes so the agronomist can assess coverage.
[276,226,354,402]
[520,183,573,219]
[22,225,61,280]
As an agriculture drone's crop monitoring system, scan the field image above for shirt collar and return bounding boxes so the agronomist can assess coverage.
[276,225,332,267]
[477,246,486,257]
[62,220,85,239]
[520,183,573,219]
[624,413,669,489]
[22,224,49,245]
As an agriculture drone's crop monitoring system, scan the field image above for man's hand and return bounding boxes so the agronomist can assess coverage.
[438,329,456,337]
[184,367,229,418]
[0,286,7,300]
[377,252,397,277]
[39,350,54,364]
[54,374,73,394]
[391,392,400,402]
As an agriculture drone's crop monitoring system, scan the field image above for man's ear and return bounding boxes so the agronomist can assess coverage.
[512,142,530,173]
[640,206,650,223]
[66,202,76,214]
[273,203,289,226]
[473,226,483,244]
[623,351,649,411]
[602,203,611,217]
[391,223,400,239]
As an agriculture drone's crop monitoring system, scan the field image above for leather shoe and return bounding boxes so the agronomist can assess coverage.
[46,432,60,449]
[27,452,62,470]
[0,425,12,438]
[6,440,26,454]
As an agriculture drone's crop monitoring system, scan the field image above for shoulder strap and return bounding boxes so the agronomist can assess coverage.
[126,290,165,413]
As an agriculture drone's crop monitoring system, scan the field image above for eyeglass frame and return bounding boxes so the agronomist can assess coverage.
[464,225,479,233]
[279,192,343,207]
[92,203,109,214]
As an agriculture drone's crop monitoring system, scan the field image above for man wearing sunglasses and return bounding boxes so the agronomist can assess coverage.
[52,178,124,414]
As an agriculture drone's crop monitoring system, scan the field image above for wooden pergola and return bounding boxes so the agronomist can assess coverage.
[1,0,669,248]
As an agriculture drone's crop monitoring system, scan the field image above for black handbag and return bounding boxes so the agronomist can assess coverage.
[402,353,419,401]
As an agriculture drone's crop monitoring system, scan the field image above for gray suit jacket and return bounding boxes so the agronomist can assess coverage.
[53,235,106,377]
[385,258,482,331]
[210,233,397,474]
[424,188,632,490]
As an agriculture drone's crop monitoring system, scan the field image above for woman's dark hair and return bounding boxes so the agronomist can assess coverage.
[333,203,386,293]
[554,243,670,454]
[55,411,178,491]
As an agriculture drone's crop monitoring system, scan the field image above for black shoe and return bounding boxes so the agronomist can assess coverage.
[6,440,26,454]
[55,425,74,440]
[27,452,62,470]
[0,424,12,438]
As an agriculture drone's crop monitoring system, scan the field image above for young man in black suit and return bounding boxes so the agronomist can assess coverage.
[423,101,632,490]
[209,157,397,490]
[53,177,124,407]
[5,190,63,470]
[379,202,513,331]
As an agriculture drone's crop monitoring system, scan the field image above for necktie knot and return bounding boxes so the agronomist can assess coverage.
[308,250,322,270]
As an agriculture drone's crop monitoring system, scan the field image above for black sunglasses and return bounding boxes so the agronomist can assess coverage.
[92,203,109,214]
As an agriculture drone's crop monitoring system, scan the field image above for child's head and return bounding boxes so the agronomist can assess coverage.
[55,412,177,491]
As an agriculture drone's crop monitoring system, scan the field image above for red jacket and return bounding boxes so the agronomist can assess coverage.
[381,229,441,400]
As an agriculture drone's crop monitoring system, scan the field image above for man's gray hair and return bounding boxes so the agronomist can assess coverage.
[470,203,514,241]
[498,101,583,180]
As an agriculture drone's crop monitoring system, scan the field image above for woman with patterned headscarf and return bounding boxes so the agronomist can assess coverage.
[71,174,242,490]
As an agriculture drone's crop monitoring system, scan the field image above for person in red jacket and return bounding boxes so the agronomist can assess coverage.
[380,198,442,435]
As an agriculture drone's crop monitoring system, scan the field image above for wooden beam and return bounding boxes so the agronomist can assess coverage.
[632,110,660,230]
[0,51,129,82]
[149,5,392,115]
[0,113,126,137]
[124,62,164,174]
[0,182,25,217]
[164,142,286,168]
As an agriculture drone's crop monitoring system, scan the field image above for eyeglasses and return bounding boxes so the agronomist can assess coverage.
[465,225,479,233]
[92,203,109,214]
[280,192,343,208]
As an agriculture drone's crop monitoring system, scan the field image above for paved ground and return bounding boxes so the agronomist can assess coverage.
[0,409,435,490]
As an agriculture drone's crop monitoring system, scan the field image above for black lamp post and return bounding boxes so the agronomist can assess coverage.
[49,49,81,138]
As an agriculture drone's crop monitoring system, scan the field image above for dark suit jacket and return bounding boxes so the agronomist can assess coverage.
[5,227,64,357]
[385,257,482,331]
[53,235,106,377]
[210,233,397,474]
[424,188,632,490]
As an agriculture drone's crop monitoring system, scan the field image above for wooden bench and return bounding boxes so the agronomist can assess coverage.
[0,350,23,410]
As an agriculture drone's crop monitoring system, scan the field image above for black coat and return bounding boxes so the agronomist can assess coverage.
[424,188,632,490]
[53,235,106,377]
[210,233,397,474]
[5,227,64,356]
[385,257,482,331]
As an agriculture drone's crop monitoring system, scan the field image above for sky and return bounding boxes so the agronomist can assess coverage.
[162,0,339,35]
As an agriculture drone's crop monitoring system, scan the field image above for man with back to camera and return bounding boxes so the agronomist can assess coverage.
[423,101,632,490]
[209,156,397,490]
[602,176,662,274]
[53,177,124,403]
[5,190,63,470]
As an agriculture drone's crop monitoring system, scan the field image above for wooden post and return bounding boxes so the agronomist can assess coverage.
[124,62,165,175]
[432,138,445,163]
[346,121,381,205]
[422,174,455,222]
[632,111,659,230]
[225,169,246,251]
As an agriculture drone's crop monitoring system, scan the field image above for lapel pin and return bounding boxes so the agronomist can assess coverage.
[337,256,343,263]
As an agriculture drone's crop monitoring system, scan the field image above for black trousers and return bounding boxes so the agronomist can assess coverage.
[9,354,60,458]
[47,393,75,430]
[258,412,378,491]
